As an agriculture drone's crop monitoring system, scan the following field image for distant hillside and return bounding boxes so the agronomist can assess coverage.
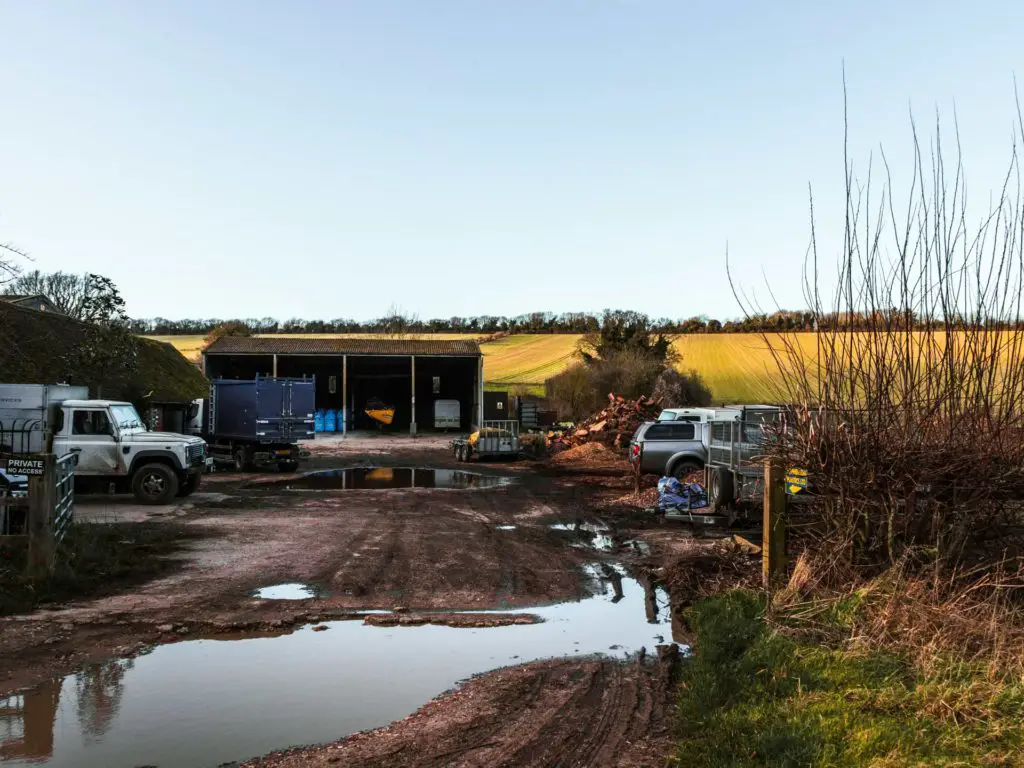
[3,303,207,404]
[146,331,789,403]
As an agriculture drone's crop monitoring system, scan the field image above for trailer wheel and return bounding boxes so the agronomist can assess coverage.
[233,449,249,472]
[132,463,179,505]
[709,468,734,514]
[456,444,466,462]
[279,460,299,473]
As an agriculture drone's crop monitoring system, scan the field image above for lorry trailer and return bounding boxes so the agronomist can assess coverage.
[192,376,315,471]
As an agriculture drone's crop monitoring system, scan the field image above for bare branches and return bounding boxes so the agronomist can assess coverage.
[733,84,1024,579]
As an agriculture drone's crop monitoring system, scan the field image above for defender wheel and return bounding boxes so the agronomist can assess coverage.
[132,463,179,505]
[177,473,201,497]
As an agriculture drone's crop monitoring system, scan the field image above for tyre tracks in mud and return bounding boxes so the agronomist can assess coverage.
[245,653,679,768]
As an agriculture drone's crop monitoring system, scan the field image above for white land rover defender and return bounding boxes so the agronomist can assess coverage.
[0,384,209,505]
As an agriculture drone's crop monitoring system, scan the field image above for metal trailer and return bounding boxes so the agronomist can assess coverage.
[203,376,316,471]
[704,405,784,517]
[0,384,90,455]
[451,420,521,462]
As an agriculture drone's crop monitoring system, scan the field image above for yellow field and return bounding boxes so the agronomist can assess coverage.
[482,335,582,386]
[150,331,797,403]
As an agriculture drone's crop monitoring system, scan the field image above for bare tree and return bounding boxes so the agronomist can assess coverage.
[733,82,1024,577]
[3,271,125,323]
[0,241,26,286]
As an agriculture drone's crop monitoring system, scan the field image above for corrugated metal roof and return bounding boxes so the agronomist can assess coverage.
[204,336,482,356]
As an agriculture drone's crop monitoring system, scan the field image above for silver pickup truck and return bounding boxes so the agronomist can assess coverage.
[628,420,707,479]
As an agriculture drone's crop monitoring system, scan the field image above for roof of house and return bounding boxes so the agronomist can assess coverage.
[0,301,208,402]
[204,336,482,357]
[2,293,53,305]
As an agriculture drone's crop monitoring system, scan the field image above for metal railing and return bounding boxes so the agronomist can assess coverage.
[54,453,76,543]
[0,494,29,536]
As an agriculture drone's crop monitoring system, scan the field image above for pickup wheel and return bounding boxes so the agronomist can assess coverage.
[132,463,179,505]
[709,467,734,514]
[177,473,202,497]
[671,460,702,481]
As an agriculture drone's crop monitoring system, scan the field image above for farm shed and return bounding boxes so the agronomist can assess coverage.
[202,337,483,434]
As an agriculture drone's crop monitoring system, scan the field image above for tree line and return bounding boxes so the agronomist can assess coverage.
[131,308,1009,336]
[6,270,1018,336]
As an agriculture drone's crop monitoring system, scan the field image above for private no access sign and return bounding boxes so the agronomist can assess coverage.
[4,456,45,476]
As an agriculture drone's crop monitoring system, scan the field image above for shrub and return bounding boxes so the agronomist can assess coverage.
[652,367,712,408]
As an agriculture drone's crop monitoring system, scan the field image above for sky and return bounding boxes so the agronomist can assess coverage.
[1,1,1023,323]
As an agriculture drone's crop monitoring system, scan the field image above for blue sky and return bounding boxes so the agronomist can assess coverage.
[1,1,1022,322]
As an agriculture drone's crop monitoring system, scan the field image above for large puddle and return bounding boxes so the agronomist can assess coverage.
[1,567,676,768]
[283,467,514,490]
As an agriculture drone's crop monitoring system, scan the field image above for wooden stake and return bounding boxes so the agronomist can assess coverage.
[762,457,787,586]
[26,454,57,579]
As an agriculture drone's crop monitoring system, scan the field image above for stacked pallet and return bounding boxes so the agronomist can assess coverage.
[547,393,662,454]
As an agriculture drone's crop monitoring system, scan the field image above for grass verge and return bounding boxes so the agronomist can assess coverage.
[671,590,1024,767]
[0,522,194,616]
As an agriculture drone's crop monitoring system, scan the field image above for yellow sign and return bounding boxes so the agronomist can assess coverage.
[785,467,808,495]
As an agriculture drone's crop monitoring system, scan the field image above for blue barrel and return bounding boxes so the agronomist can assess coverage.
[335,408,346,432]
[324,409,337,432]
[314,410,325,433]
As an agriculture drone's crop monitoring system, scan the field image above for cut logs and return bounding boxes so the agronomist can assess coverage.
[546,393,662,454]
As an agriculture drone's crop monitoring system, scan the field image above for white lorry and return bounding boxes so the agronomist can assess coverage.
[0,384,209,504]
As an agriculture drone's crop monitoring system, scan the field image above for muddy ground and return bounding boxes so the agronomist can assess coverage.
[0,435,735,767]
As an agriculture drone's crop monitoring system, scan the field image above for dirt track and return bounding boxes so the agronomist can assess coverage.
[246,653,679,768]
[0,436,706,766]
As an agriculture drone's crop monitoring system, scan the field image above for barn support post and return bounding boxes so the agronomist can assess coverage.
[342,355,348,436]
[272,354,278,377]
[477,355,484,429]
[26,454,57,579]
[410,355,417,436]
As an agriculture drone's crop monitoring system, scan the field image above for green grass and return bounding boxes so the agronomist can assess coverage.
[0,522,195,616]
[672,590,1024,767]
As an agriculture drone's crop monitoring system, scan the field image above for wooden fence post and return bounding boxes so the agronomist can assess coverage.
[763,457,787,586]
[26,454,56,579]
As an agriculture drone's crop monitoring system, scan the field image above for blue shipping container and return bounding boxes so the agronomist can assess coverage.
[209,377,316,443]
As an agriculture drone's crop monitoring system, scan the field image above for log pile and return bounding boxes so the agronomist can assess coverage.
[546,393,662,454]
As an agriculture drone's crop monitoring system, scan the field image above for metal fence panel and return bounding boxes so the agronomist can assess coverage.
[54,453,75,543]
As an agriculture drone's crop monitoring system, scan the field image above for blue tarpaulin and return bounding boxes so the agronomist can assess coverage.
[656,476,708,512]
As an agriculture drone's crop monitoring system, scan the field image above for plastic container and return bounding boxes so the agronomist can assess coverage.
[324,409,337,432]
[314,410,325,433]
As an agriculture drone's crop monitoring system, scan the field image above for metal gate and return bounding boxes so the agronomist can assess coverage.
[54,453,75,542]
[0,453,76,544]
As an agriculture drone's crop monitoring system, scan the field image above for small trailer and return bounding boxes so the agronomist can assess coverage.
[451,420,521,462]
[195,377,315,472]
[704,404,784,515]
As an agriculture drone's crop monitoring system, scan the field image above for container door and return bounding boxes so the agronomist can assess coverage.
[255,379,288,442]
[287,382,316,441]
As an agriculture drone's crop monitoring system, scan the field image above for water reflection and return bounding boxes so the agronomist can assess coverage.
[73,659,133,744]
[1,566,679,768]
[0,658,135,764]
[284,467,514,491]
[0,679,62,762]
